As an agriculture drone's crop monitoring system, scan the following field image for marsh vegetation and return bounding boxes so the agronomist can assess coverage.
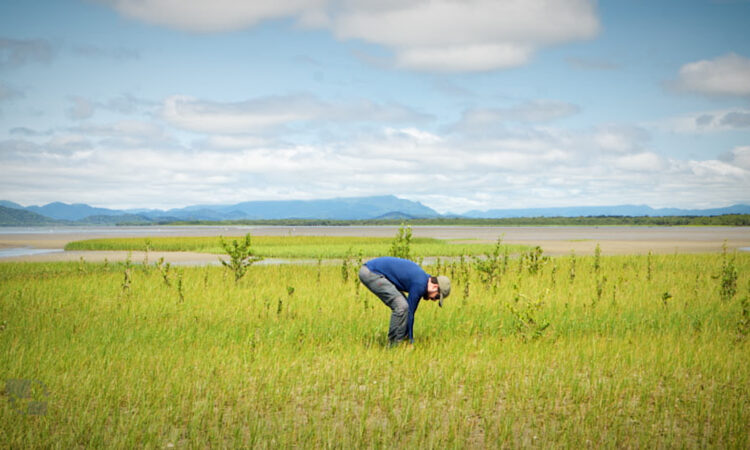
[1,233,748,447]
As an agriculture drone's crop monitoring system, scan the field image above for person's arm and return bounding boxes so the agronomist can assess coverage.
[405,288,421,342]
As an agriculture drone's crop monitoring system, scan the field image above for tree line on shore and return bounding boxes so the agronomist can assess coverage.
[169,214,750,227]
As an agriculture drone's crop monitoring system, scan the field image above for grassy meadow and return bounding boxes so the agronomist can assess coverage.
[63,235,529,259]
[1,236,749,447]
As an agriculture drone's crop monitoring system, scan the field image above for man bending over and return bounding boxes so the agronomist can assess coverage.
[359,256,451,345]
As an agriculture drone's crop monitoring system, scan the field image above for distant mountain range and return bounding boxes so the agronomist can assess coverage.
[1,197,749,226]
[0,196,438,225]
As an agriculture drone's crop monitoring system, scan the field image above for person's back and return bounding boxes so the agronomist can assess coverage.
[364,256,429,294]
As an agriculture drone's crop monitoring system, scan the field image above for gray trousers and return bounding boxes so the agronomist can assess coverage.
[359,265,409,344]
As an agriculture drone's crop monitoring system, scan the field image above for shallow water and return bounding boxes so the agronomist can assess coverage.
[0,247,63,258]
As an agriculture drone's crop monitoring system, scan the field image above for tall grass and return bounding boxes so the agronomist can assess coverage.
[1,250,748,447]
[63,235,529,259]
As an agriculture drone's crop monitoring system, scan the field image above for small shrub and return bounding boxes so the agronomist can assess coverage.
[593,276,607,307]
[389,223,413,261]
[220,234,263,283]
[526,246,547,275]
[594,243,601,273]
[473,237,504,291]
[341,248,351,284]
[720,252,738,302]
[506,292,550,341]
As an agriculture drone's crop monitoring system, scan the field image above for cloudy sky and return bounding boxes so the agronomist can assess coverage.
[1,0,749,213]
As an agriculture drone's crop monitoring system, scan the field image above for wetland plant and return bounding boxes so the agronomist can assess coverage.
[156,257,171,286]
[594,243,602,273]
[569,251,577,282]
[737,283,750,341]
[550,260,558,287]
[1,244,749,448]
[593,276,607,307]
[720,249,738,302]
[143,239,152,267]
[473,237,505,291]
[121,267,132,294]
[525,246,547,275]
[389,222,413,261]
[662,291,673,308]
[219,234,263,283]
[341,249,351,284]
[176,269,185,302]
[506,292,550,341]
[354,250,363,296]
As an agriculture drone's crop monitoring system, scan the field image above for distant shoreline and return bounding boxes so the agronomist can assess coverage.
[162,215,750,227]
[3,211,750,228]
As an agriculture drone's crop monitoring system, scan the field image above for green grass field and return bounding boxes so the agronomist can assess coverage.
[2,239,749,447]
[63,235,529,259]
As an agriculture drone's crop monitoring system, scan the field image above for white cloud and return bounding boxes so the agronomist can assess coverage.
[674,53,750,96]
[2,109,747,211]
[719,146,750,170]
[100,0,325,32]
[100,0,599,72]
[162,95,324,134]
[72,120,166,140]
[688,159,746,179]
[47,134,93,152]
[590,125,650,154]
[195,135,274,151]
[658,108,750,134]
[330,0,599,71]
[384,127,442,144]
[475,148,568,170]
[162,94,430,134]
[394,43,533,72]
[3,131,747,211]
[456,101,580,130]
[614,152,664,172]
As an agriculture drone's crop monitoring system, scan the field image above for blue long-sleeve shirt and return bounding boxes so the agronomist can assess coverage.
[364,257,430,342]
